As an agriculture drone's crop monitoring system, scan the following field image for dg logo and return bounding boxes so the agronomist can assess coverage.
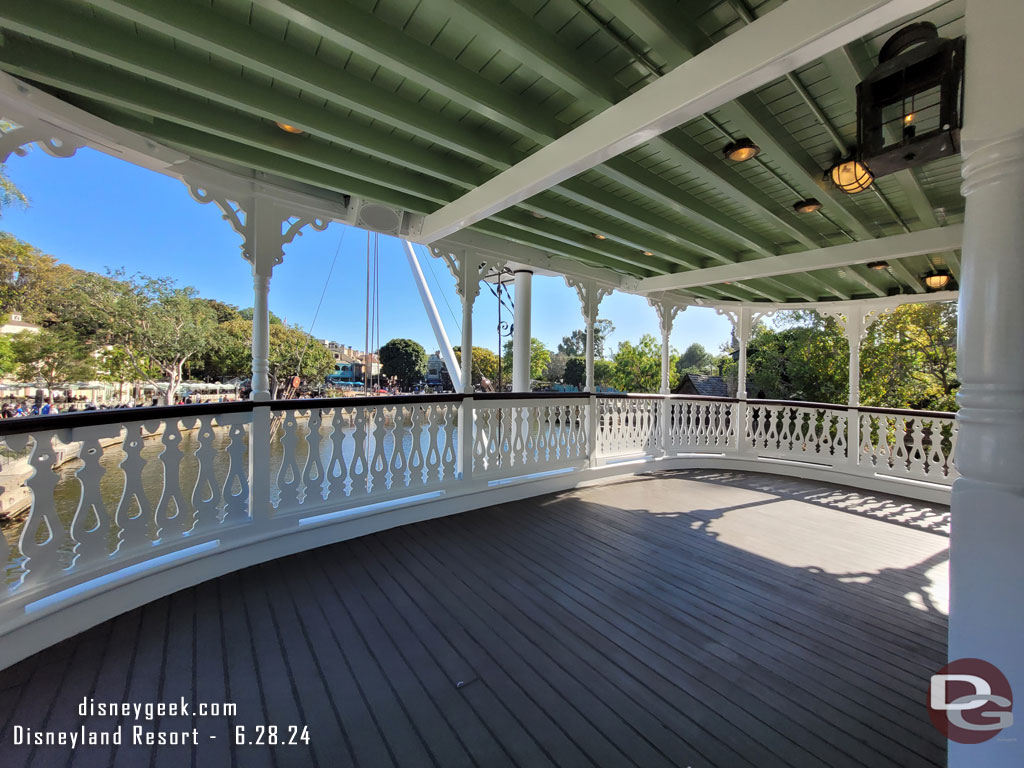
[929,658,1014,744]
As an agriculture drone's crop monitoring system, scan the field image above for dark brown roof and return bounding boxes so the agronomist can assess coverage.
[678,374,729,398]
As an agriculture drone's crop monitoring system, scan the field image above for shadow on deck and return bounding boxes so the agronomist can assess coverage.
[0,470,948,768]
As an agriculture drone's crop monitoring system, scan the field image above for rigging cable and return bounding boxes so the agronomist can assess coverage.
[364,230,371,391]
[425,252,461,333]
[375,232,382,391]
[296,224,347,380]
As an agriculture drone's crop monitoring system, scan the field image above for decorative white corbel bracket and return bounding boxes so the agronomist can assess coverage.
[648,295,684,396]
[185,182,330,271]
[0,116,83,163]
[565,276,615,393]
[431,245,505,305]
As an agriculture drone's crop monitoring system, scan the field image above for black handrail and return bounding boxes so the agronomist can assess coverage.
[0,392,955,437]
[269,393,466,411]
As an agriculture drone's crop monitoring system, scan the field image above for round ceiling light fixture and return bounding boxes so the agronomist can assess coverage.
[275,121,305,134]
[722,137,760,162]
[594,233,607,240]
[792,198,822,214]
[866,260,890,270]
[829,158,874,193]
[923,270,952,290]
[642,250,654,257]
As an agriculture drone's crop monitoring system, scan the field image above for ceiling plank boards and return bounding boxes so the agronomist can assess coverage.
[417,0,938,242]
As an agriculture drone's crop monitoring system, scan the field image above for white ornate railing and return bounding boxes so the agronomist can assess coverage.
[857,407,959,484]
[596,395,660,457]
[472,395,589,480]
[669,396,737,452]
[270,398,460,515]
[0,393,958,669]
[744,400,849,468]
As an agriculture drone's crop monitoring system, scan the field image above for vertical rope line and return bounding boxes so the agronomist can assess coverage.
[364,230,371,392]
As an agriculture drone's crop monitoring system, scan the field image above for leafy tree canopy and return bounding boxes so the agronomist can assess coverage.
[544,352,568,383]
[558,319,615,358]
[268,323,334,395]
[380,338,428,388]
[611,334,666,394]
[564,356,617,390]
[675,342,714,376]
[89,273,218,404]
[861,302,958,410]
[0,335,15,377]
[12,328,95,392]
[453,346,499,387]
[0,163,28,216]
[502,337,552,384]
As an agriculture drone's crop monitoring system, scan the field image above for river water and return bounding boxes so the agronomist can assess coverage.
[2,421,455,582]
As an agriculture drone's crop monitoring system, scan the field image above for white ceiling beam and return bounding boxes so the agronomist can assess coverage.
[635,225,963,294]
[416,0,937,243]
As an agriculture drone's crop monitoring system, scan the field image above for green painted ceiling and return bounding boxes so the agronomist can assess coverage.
[0,0,965,304]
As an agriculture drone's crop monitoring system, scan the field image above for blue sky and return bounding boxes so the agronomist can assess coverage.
[1,147,733,359]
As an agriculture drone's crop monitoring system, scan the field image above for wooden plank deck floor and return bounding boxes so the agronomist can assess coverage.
[0,469,949,768]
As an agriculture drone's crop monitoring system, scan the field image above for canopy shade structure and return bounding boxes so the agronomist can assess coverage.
[0,0,964,304]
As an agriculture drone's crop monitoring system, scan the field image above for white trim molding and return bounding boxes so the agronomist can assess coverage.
[636,226,964,294]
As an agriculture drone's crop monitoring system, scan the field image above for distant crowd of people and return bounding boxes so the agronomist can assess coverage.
[0,395,239,418]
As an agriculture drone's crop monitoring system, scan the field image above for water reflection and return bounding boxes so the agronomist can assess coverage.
[2,419,454,582]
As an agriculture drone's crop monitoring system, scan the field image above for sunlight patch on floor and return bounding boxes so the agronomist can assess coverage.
[705,499,949,614]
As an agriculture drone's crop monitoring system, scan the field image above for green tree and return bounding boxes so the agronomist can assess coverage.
[191,317,252,381]
[743,311,848,403]
[267,324,335,396]
[563,356,617,390]
[861,302,958,410]
[453,346,499,387]
[594,359,616,388]
[564,356,585,389]
[239,306,285,325]
[12,328,95,394]
[92,274,217,405]
[675,342,714,376]
[97,345,142,401]
[0,334,15,377]
[557,319,615,357]
[0,233,61,322]
[502,337,551,383]
[611,335,663,393]
[379,338,428,388]
[545,352,568,383]
[0,163,28,216]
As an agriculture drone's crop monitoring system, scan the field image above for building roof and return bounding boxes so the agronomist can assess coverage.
[0,0,964,306]
[678,373,729,398]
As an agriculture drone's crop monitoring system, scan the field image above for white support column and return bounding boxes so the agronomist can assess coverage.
[567,277,612,466]
[585,316,596,393]
[457,263,475,481]
[846,310,863,408]
[249,261,273,402]
[435,249,505,480]
[186,186,331,521]
[650,298,682,457]
[949,3,1024,766]
[736,307,752,400]
[512,269,533,392]
[460,287,474,396]
[566,277,612,394]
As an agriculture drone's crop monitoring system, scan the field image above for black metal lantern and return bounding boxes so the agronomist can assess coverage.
[856,22,965,179]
